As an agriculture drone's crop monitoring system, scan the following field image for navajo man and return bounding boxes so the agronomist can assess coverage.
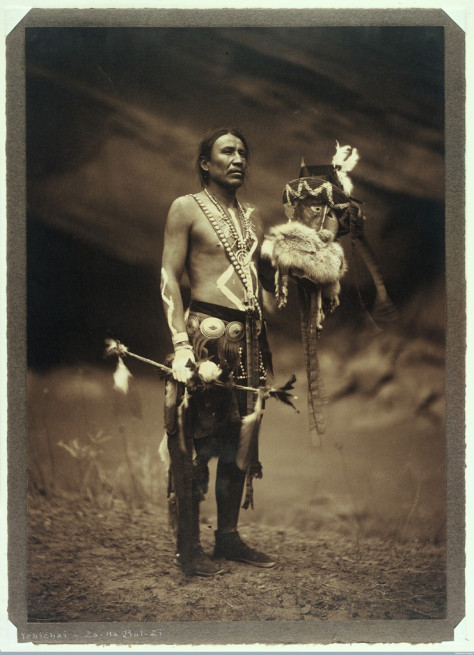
[160,128,276,576]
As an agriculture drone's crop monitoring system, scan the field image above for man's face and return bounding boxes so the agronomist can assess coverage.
[294,197,338,234]
[201,133,248,190]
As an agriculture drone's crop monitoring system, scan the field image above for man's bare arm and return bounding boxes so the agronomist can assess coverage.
[161,197,195,381]
[161,197,193,336]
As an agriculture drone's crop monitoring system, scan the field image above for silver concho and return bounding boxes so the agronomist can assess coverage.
[199,317,225,339]
[235,249,251,266]
[225,321,245,342]
[186,314,200,338]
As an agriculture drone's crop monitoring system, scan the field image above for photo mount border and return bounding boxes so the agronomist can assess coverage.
[5,6,465,647]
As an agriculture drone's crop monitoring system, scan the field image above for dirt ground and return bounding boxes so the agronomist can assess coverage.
[28,491,446,624]
[26,329,447,628]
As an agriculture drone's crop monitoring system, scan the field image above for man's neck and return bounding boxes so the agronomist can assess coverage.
[205,182,238,210]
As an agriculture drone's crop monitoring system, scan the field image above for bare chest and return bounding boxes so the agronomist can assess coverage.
[190,211,227,255]
[190,204,258,262]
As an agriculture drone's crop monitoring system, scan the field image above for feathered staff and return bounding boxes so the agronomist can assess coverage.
[104,338,298,448]
[105,337,298,513]
[105,338,298,408]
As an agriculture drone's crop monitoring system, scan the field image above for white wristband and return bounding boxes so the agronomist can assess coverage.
[172,331,189,346]
[175,344,193,352]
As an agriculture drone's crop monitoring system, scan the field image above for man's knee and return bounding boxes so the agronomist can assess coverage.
[216,460,246,485]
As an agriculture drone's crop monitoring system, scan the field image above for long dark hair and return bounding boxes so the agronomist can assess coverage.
[196,127,250,187]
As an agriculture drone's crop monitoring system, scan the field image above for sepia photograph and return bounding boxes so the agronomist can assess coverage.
[6,7,465,647]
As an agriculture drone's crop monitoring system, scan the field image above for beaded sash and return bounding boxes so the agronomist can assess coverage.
[191,193,262,320]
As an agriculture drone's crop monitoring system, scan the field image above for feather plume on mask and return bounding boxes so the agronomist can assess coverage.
[332,140,360,196]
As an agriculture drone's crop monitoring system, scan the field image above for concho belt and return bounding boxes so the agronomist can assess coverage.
[186,313,257,342]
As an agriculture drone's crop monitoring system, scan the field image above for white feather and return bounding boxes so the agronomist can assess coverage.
[113,358,132,394]
[332,141,360,172]
[336,171,353,196]
[197,360,222,382]
[332,141,360,196]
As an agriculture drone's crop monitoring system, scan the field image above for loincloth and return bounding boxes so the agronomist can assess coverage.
[165,300,272,442]
[165,301,270,506]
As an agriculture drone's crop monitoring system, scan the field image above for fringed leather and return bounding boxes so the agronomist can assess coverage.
[242,462,264,510]
[166,468,179,539]
[164,379,179,435]
[275,268,289,309]
[242,474,254,510]
[177,389,190,454]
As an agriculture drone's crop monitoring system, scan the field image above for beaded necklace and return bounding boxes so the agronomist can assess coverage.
[192,192,262,318]
[204,188,256,266]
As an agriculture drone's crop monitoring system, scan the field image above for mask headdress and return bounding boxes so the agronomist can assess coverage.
[263,140,396,445]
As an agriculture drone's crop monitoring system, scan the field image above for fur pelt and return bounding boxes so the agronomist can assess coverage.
[263,221,347,284]
[262,221,347,309]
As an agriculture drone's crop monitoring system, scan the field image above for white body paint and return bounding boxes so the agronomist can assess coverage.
[216,264,247,311]
[160,267,177,335]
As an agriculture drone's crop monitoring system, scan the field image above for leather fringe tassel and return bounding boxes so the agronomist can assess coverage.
[242,462,263,510]
[177,388,190,455]
[243,474,255,510]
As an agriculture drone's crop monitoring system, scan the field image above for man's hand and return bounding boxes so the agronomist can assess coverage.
[172,346,196,383]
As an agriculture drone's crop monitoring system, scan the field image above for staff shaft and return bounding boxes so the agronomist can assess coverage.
[123,349,261,394]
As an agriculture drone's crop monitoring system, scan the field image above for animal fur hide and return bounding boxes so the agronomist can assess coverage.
[262,221,347,308]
